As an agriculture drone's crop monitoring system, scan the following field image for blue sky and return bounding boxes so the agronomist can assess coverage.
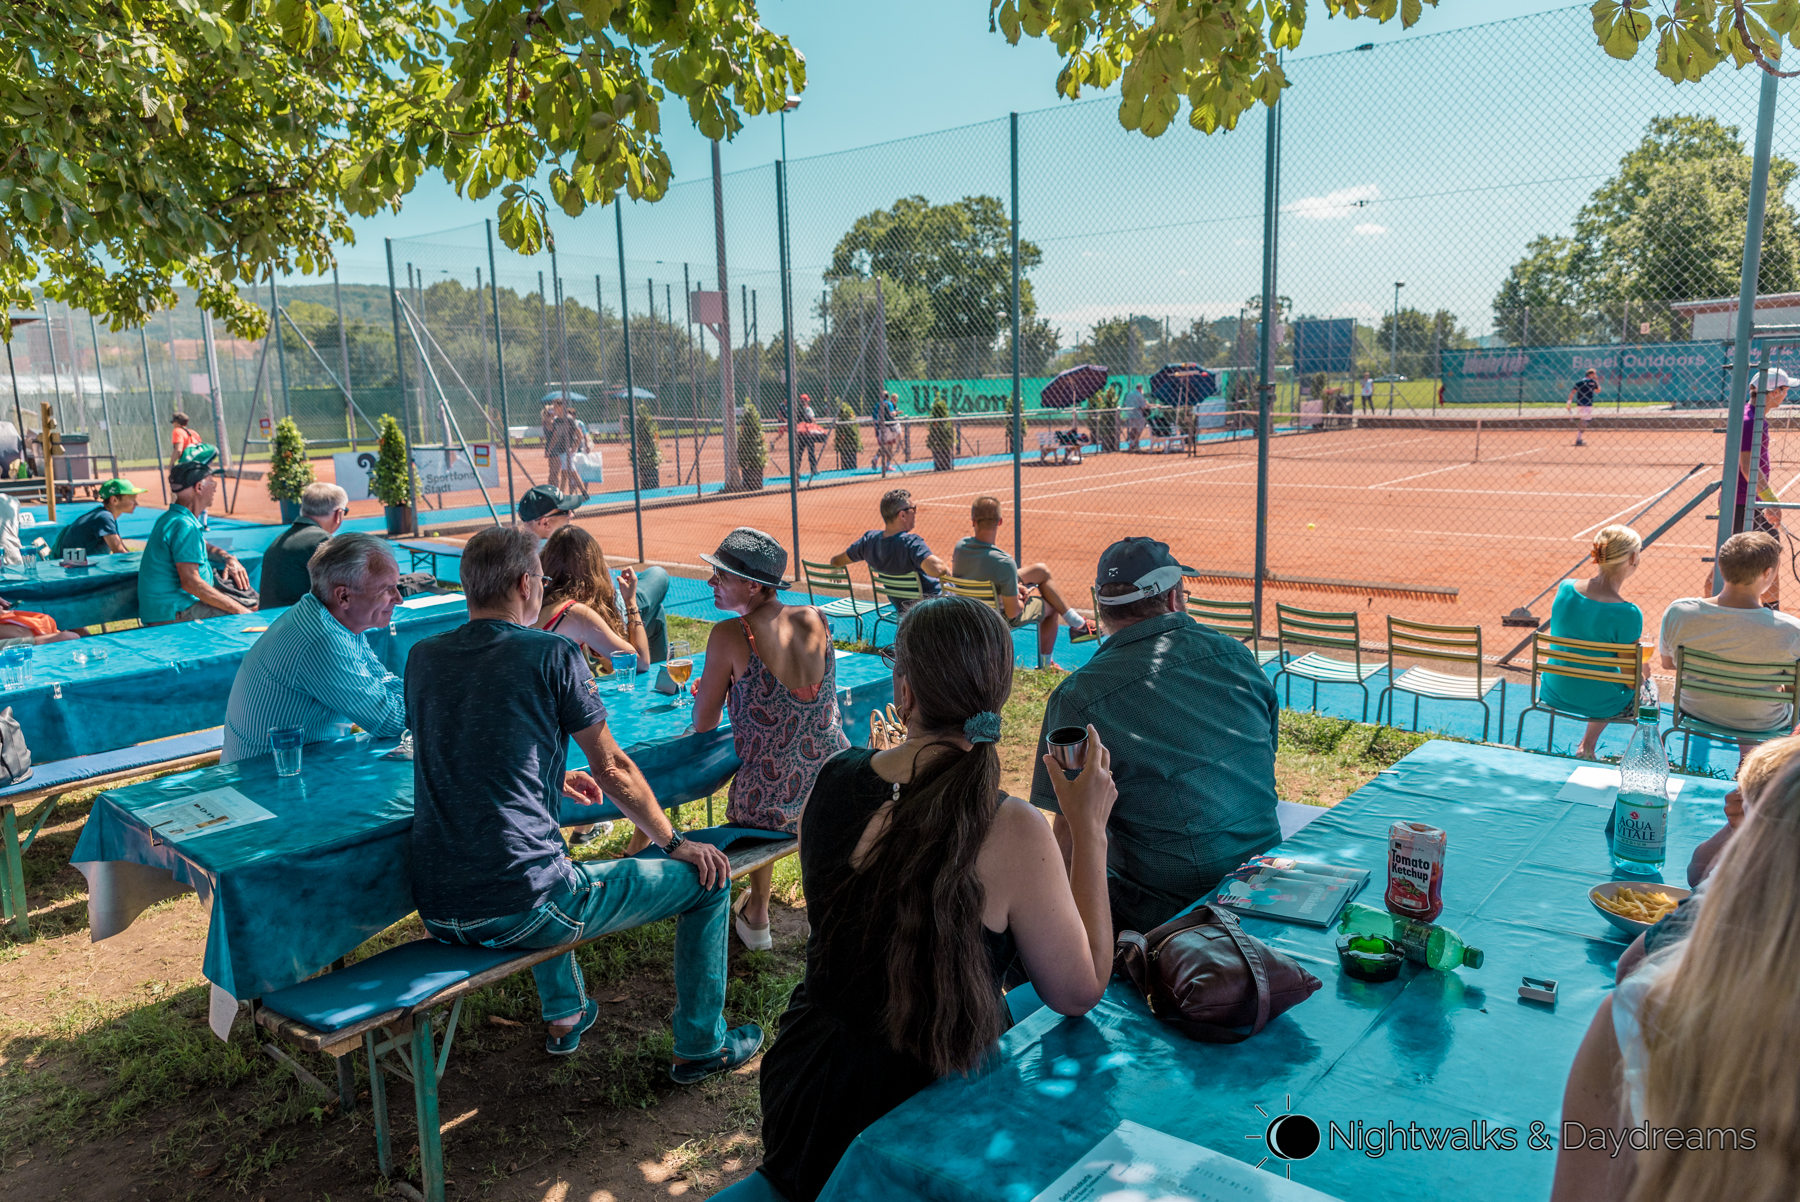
[338,2,1793,347]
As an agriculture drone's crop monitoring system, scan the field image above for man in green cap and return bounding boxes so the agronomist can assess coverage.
[139,444,258,624]
[52,478,147,559]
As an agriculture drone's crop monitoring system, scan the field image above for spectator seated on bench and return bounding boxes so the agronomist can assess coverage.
[255,826,797,1202]
[404,525,761,1076]
[1038,430,1084,464]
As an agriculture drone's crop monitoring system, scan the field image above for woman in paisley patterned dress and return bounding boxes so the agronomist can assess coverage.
[691,527,850,951]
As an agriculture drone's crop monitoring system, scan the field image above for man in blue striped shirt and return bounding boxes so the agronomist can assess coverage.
[221,532,407,764]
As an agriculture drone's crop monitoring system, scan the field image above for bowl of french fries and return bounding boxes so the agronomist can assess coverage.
[1588,881,1691,937]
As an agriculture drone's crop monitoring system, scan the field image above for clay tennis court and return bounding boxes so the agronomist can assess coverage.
[562,415,1772,662]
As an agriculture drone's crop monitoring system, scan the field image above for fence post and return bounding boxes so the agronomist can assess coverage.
[270,278,291,420]
[485,220,517,518]
[1718,66,1781,589]
[616,202,645,563]
[200,309,230,470]
[777,159,800,566]
[88,312,117,462]
[1253,91,1281,635]
[1010,111,1023,565]
[385,238,422,534]
[139,326,165,503]
[333,265,356,449]
[712,140,737,491]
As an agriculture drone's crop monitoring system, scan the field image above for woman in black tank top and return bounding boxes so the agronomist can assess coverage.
[726,595,1119,1202]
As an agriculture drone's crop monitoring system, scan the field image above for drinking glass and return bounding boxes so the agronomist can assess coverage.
[1046,725,1090,774]
[667,641,693,706]
[610,650,638,692]
[70,648,88,670]
[1,643,32,689]
[269,726,305,776]
[88,646,107,667]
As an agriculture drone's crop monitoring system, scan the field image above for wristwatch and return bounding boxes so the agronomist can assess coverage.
[661,830,687,855]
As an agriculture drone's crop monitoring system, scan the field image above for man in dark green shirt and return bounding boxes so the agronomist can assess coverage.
[260,482,349,609]
[1030,537,1280,933]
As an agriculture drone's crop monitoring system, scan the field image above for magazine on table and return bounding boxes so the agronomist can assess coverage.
[1032,1120,1342,1202]
[1211,855,1370,928]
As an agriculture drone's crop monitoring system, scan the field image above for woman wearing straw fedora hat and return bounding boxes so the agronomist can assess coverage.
[691,528,849,950]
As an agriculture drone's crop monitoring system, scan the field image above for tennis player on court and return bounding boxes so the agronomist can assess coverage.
[1566,367,1599,446]
[1730,368,1791,609]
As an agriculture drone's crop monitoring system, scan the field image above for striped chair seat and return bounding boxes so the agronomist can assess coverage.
[1390,665,1501,701]
[1284,651,1382,683]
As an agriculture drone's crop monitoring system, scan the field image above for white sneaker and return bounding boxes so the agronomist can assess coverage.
[731,889,773,952]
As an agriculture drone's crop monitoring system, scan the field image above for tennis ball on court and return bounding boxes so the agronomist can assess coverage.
[1307,523,1315,529]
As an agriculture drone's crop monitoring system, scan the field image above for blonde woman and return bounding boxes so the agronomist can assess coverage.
[1552,734,1800,1202]
[1540,525,1643,759]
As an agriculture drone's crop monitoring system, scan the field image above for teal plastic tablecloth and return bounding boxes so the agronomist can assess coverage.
[1,595,468,762]
[819,740,1730,1202]
[0,549,264,630]
[70,650,895,999]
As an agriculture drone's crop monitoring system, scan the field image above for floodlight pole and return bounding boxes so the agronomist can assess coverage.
[1253,91,1281,634]
[616,201,644,563]
[776,160,800,565]
[1718,66,1781,590]
[1011,112,1024,564]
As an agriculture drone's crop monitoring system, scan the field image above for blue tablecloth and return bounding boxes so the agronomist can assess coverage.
[0,550,264,630]
[71,650,894,1000]
[2,594,468,762]
[821,740,1730,1202]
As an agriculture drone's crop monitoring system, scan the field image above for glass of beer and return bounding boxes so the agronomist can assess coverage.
[667,641,694,706]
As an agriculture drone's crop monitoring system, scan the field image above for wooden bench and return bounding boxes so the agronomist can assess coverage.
[254,835,797,1202]
[1,728,223,939]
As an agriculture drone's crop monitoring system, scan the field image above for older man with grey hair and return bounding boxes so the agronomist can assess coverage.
[220,531,406,764]
[260,481,352,609]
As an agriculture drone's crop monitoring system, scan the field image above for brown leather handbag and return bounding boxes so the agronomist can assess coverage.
[1114,904,1322,1043]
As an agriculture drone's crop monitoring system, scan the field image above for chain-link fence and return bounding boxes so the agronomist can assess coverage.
[20,4,1800,673]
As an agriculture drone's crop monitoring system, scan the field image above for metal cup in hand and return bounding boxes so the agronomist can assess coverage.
[1046,726,1089,774]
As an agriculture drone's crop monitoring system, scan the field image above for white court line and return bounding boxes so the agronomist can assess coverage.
[1366,447,1542,489]
[1282,434,1441,460]
[915,449,1257,506]
[917,458,1258,510]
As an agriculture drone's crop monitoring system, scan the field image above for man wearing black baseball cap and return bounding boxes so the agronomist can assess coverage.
[516,483,578,539]
[139,444,258,624]
[1029,536,1279,933]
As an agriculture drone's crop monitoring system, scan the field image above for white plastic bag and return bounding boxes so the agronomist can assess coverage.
[572,450,605,484]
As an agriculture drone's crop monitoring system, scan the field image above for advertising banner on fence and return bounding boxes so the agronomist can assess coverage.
[883,371,1234,416]
[333,446,500,500]
[1440,339,1800,408]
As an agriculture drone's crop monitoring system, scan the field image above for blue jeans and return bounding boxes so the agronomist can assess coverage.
[630,566,671,665]
[422,855,730,1059]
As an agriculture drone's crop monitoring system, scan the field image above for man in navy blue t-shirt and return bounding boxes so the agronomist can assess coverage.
[405,525,762,1077]
[829,487,948,604]
[1567,367,1600,446]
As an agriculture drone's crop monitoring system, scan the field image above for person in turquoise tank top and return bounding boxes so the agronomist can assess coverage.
[1540,524,1644,759]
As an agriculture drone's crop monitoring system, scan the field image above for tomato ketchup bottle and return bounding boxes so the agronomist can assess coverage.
[1385,821,1447,923]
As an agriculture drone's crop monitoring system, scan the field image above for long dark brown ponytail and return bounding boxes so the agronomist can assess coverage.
[859,595,1016,1076]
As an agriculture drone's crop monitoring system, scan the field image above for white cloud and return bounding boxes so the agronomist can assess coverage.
[1352,223,1389,237]
[1285,183,1380,221]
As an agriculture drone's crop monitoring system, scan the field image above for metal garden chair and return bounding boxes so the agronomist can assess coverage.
[1272,604,1382,720]
[1513,632,1642,753]
[1188,595,1280,666]
[801,559,882,643]
[1662,644,1800,769]
[1376,616,1503,741]
[869,570,925,647]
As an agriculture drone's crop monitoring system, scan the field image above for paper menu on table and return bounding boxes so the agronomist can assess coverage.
[1556,765,1686,808]
[1032,1121,1341,1202]
[398,593,465,609]
[134,787,276,842]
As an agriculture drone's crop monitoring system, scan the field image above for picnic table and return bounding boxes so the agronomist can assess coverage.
[821,739,1730,1202]
[69,650,895,1034]
[0,549,265,630]
[2,594,468,763]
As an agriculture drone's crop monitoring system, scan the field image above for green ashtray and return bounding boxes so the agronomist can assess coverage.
[1338,934,1403,983]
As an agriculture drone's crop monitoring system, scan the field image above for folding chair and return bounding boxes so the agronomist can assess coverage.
[1661,645,1800,769]
[869,570,925,647]
[801,559,881,643]
[1512,632,1642,753]
[944,575,1006,617]
[1271,604,1381,720]
[1068,588,1101,644]
[1377,617,1503,741]
[1188,595,1279,666]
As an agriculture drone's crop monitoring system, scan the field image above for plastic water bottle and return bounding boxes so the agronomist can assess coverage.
[1612,675,1671,875]
[1339,902,1483,971]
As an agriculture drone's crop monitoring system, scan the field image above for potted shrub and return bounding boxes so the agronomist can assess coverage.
[927,398,955,471]
[266,416,315,523]
[370,414,414,535]
[737,399,767,489]
[632,411,662,490]
[833,401,862,472]
[1088,388,1120,452]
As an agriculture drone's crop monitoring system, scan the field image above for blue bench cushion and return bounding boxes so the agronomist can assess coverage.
[629,823,793,862]
[0,728,224,801]
[261,938,520,1033]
